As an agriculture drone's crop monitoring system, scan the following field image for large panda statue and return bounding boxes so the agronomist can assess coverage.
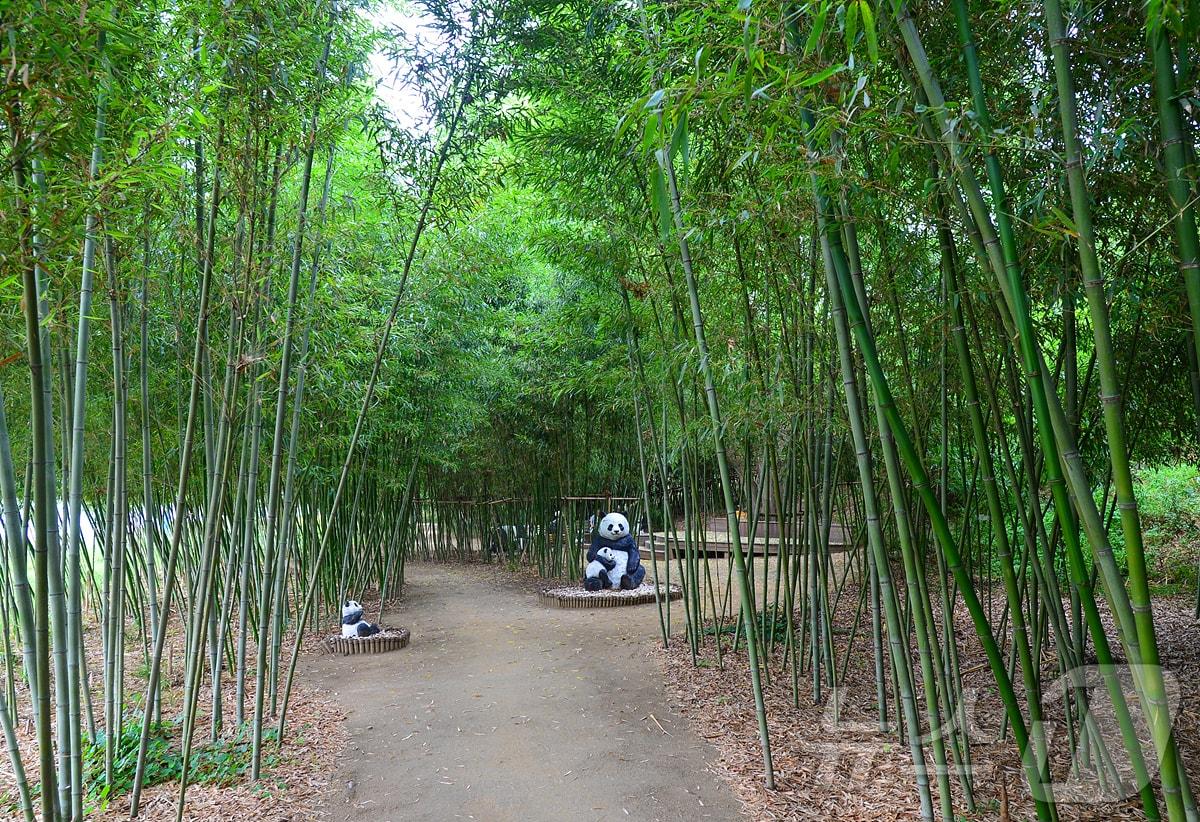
[583,512,646,591]
[341,599,382,638]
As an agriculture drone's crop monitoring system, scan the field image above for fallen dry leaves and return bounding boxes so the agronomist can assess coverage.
[657,589,1200,821]
[0,614,350,821]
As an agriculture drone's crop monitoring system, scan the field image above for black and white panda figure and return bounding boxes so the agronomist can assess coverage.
[341,599,382,638]
[584,545,628,590]
[584,512,645,592]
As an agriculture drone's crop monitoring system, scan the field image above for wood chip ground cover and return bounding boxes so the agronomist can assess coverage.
[0,615,351,820]
[658,590,1200,821]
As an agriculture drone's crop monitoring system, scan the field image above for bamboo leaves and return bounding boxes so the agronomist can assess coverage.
[2,1,1200,820]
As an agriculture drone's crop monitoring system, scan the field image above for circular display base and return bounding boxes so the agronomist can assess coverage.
[324,626,411,655]
[539,582,683,609]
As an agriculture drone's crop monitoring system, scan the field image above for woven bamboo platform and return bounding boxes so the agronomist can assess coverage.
[324,627,411,655]
[539,582,683,609]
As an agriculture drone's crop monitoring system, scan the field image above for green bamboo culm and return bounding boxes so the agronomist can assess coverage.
[0,386,35,822]
[815,180,936,821]
[1040,0,1175,814]
[251,18,333,780]
[801,99,1055,819]
[657,129,775,789]
[130,118,227,818]
[11,116,61,822]
[62,32,109,821]
[919,2,1192,814]
[3,3,1200,820]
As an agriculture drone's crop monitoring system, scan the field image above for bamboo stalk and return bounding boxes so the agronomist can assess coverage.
[130,118,227,818]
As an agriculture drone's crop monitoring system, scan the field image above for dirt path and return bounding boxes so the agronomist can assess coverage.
[302,563,744,822]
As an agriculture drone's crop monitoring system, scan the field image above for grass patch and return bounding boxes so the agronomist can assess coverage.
[703,607,794,643]
[978,461,1199,594]
[1102,462,1200,591]
[72,718,281,809]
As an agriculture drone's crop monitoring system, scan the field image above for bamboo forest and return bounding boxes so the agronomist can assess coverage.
[2,0,1200,819]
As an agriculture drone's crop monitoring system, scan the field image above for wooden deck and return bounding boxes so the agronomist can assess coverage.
[599,516,851,560]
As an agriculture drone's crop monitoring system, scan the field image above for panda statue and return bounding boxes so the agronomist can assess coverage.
[584,512,646,591]
[584,544,628,590]
[341,599,382,638]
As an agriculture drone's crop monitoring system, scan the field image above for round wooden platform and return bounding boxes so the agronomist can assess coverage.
[324,627,411,655]
[538,582,683,609]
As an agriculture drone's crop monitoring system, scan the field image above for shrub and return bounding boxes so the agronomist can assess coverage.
[1093,462,1200,592]
[1127,463,1200,592]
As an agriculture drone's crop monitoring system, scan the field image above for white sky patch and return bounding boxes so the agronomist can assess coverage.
[364,1,431,131]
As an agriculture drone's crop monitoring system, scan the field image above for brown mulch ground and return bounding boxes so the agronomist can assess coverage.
[91,682,348,822]
[658,583,1200,821]
[0,609,357,821]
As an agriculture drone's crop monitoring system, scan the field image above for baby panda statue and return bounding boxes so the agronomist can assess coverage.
[584,545,628,590]
[584,512,646,591]
[341,599,382,638]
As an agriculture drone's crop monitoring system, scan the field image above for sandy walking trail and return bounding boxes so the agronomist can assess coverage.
[303,562,744,822]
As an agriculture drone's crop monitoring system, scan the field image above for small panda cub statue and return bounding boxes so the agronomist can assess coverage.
[585,545,628,590]
[341,599,382,638]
